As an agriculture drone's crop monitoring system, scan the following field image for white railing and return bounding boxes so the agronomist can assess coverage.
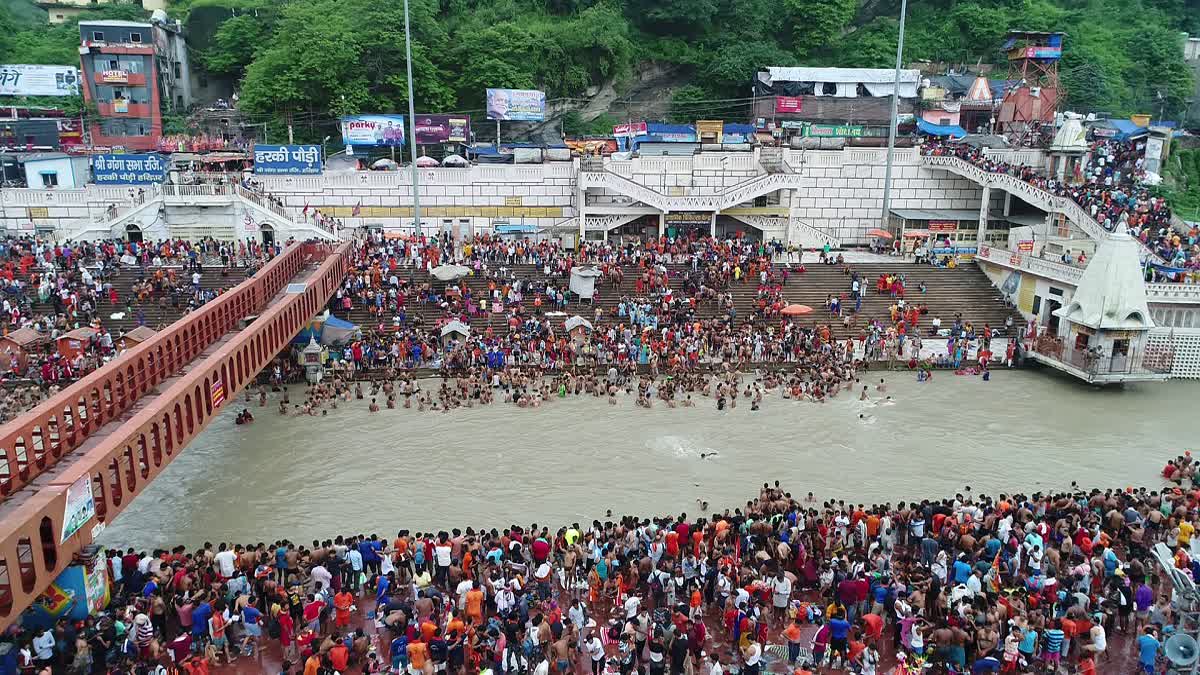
[1145,283,1200,302]
[728,214,838,248]
[579,168,807,212]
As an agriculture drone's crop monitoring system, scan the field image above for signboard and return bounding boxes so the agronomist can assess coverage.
[100,70,128,84]
[504,196,523,207]
[486,88,546,121]
[933,246,978,255]
[82,548,110,614]
[804,124,866,138]
[927,220,958,232]
[781,120,805,129]
[696,120,724,143]
[775,96,803,114]
[1011,46,1061,59]
[339,115,406,147]
[412,115,470,144]
[0,64,80,97]
[28,207,48,219]
[1017,240,1034,252]
[112,98,128,114]
[252,144,323,175]
[61,475,95,543]
[613,122,648,138]
[1091,126,1117,139]
[91,153,166,184]
[664,212,710,225]
[1010,253,1023,265]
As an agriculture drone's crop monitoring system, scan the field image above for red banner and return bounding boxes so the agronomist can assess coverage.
[1017,240,1034,252]
[612,122,647,138]
[774,97,803,114]
[928,220,958,232]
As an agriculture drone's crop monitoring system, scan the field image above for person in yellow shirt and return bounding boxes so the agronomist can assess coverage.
[1178,519,1195,549]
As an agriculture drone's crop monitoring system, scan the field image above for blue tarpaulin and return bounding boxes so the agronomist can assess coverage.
[496,224,540,234]
[917,119,967,138]
[1108,119,1149,140]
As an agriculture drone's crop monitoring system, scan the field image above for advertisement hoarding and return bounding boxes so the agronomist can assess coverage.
[486,88,546,121]
[613,122,648,138]
[339,115,406,147]
[252,144,323,175]
[775,96,803,114]
[91,154,166,184]
[0,65,80,97]
[412,115,470,144]
[61,475,95,543]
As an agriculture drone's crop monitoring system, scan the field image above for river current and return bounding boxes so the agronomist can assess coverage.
[97,371,1195,548]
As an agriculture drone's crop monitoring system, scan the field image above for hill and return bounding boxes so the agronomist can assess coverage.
[0,0,1195,139]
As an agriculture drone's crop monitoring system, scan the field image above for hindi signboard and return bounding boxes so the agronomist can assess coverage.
[0,64,80,97]
[804,124,866,138]
[91,154,166,184]
[486,88,546,121]
[412,115,470,144]
[339,115,406,147]
[774,97,803,114]
[252,144,323,175]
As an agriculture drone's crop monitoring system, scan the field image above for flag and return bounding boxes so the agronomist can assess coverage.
[210,378,226,408]
[352,201,362,217]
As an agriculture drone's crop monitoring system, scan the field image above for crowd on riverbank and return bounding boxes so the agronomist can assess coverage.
[8,462,1199,675]
[321,235,1009,381]
[919,141,1188,280]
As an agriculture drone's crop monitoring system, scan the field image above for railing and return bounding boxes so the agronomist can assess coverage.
[727,214,839,247]
[1032,335,1172,379]
[580,168,805,212]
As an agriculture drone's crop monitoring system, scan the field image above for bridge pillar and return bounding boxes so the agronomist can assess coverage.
[577,184,586,246]
[977,185,991,249]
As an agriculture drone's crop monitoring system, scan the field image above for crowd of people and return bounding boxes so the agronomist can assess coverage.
[920,140,1190,281]
[319,233,1007,384]
[0,235,283,416]
[10,459,1200,675]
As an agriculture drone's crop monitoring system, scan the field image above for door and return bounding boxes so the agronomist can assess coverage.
[260,224,275,246]
[1043,299,1062,336]
[125,224,143,243]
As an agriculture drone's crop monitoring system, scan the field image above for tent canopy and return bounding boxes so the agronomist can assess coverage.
[440,320,470,338]
[564,315,593,332]
[431,264,471,281]
[917,119,967,138]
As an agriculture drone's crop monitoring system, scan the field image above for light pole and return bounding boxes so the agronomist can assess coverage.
[321,135,330,165]
[879,0,909,230]
[403,0,422,235]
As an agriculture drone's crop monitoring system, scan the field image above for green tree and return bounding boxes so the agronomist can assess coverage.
[700,39,793,98]
[202,14,271,77]
[667,84,708,123]
[783,0,858,55]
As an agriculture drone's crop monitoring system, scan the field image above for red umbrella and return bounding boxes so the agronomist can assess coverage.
[867,228,894,239]
[781,304,814,316]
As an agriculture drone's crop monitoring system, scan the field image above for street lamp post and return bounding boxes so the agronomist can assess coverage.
[403,0,422,235]
[879,0,910,230]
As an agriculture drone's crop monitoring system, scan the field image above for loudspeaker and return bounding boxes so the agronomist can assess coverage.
[1166,633,1198,667]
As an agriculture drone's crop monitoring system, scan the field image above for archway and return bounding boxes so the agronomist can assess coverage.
[260,224,275,246]
[125,223,144,243]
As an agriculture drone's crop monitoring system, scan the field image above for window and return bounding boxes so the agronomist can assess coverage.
[55,13,63,19]
[130,32,142,43]
[173,63,181,79]
[92,31,104,41]
[40,172,59,187]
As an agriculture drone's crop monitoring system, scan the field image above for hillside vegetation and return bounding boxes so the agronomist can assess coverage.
[0,0,1195,137]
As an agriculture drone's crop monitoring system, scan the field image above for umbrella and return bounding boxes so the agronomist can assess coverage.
[415,156,440,167]
[442,154,469,167]
[431,264,471,282]
[371,158,398,170]
[564,315,594,332]
[781,304,814,316]
[867,228,894,239]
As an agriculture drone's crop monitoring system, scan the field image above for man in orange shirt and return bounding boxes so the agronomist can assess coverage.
[408,639,430,675]
[333,589,354,629]
[783,617,805,666]
[329,639,351,672]
[465,581,485,624]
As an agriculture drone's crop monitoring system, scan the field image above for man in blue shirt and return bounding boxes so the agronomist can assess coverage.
[829,611,852,668]
[191,600,212,639]
[1137,628,1160,674]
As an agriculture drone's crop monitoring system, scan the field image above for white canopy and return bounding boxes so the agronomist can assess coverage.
[564,315,593,332]
[431,264,471,281]
[442,154,469,167]
[569,266,603,300]
[760,67,921,98]
[440,320,470,338]
[1050,113,1087,153]
[1053,223,1154,330]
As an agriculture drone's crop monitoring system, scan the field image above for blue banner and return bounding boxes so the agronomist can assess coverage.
[91,153,165,184]
[252,144,323,175]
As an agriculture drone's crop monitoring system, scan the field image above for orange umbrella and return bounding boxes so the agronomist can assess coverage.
[867,228,894,239]
[781,304,814,316]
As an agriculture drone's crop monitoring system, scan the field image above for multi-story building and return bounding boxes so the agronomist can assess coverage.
[77,17,191,151]
[37,0,166,25]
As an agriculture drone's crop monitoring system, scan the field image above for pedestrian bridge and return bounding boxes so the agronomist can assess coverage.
[0,240,352,629]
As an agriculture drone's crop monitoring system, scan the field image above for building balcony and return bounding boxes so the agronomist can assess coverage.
[97,101,153,117]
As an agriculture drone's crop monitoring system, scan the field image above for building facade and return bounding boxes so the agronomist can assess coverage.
[77,18,190,151]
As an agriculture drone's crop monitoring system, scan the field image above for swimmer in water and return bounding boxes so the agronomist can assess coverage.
[876,378,887,393]
[699,452,720,460]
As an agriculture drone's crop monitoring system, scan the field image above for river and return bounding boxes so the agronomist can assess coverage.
[97,370,1194,548]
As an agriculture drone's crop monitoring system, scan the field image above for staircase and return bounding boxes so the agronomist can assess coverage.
[332,260,1023,342]
[579,168,808,212]
[728,215,838,249]
[158,184,339,241]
